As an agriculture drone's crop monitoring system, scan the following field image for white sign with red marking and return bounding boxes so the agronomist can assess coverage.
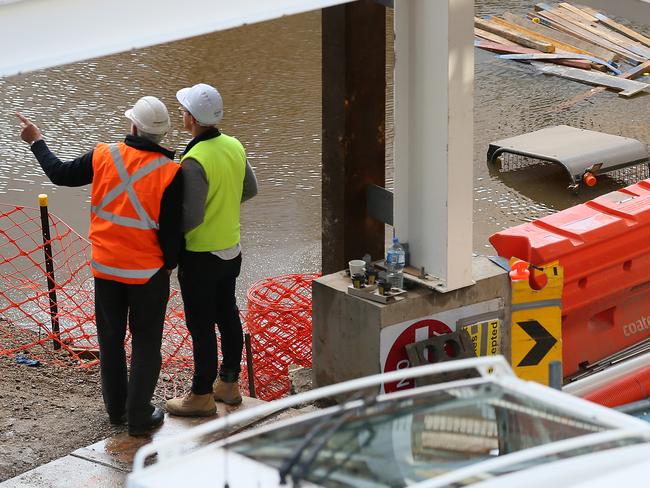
[380,299,502,393]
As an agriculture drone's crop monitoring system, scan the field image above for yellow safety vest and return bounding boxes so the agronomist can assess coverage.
[181,134,246,251]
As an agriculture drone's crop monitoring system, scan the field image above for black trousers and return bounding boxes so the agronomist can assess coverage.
[94,269,169,424]
[179,250,243,395]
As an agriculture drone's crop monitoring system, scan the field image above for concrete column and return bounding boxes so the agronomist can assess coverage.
[394,0,474,291]
[321,0,386,274]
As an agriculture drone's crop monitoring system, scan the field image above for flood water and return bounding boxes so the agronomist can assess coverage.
[1,1,650,299]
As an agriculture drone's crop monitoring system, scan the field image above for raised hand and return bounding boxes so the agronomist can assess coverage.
[16,112,43,145]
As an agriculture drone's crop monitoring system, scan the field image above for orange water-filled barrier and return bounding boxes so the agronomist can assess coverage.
[490,180,650,376]
[584,365,650,408]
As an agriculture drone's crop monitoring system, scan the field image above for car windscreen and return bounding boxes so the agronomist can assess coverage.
[227,382,610,487]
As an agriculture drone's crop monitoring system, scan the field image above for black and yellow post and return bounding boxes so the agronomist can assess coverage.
[38,194,61,350]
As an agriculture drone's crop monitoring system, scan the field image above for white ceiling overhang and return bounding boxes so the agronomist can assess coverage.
[2,0,649,79]
[0,0,355,78]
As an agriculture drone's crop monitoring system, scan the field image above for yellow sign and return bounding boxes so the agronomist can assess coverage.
[463,319,500,357]
[510,260,563,385]
[511,260,563,305]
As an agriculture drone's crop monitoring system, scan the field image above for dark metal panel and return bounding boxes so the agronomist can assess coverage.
[322,0,386,274]
[366,184,393,226]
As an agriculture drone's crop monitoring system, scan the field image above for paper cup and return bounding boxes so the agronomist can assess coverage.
[349,259,366,276]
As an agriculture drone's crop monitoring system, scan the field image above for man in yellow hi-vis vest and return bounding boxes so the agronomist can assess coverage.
[17,97,182,436]
[166,83,257,417]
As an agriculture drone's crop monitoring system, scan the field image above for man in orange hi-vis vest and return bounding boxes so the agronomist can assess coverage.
[16,96,182,436]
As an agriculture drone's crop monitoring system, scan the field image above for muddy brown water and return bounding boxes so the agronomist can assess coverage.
[1,3,650,301]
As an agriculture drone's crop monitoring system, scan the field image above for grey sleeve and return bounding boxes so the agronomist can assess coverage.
[181,158,208,233]
[242,159,258,202]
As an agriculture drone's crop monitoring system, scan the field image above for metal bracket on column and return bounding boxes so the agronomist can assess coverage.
[366,184,393,226]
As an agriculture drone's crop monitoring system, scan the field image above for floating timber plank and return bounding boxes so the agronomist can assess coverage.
[475,28,519,47]
[503,12,616,62]
[492,16,591,55]
[534,4,639,51]
[553,60,650,111]
[556,5,597,26]
[548,6,650,59]
[535,3,650,60]
[558,2,597,22]
[577,5,600,17]
[474,39,539,54]
[475,17,555,52]
[499,53,613,72]
[593,12,650,49]
[476,41,592,69]
[532,10,645,63]
[533,62,650,97]
[617,59,650,79]
[536,10,642,58]
[490,17,617,71]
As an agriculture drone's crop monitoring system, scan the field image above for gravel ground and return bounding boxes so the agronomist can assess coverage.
[0,347,121,482]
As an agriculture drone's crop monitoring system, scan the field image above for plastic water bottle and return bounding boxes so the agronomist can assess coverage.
[386,237,405,289]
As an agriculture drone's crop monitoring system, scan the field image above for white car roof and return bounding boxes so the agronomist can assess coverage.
[128,356,650,488]
[467,442,650,488]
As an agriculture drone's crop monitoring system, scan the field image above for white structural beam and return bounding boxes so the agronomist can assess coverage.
[0,0,354,78]
[394,0,474,292]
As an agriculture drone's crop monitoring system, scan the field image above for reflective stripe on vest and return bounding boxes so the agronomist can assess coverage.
[90,144,169,230]
[89,142,178,284]
[91,259,159,280]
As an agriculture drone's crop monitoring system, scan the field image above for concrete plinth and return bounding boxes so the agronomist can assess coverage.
[312,256,510,388]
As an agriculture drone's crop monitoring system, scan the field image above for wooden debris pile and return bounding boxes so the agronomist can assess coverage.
[476,2,650,98]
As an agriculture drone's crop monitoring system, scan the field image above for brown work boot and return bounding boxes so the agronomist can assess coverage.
[166,391,217,417]
[213,379,242,405]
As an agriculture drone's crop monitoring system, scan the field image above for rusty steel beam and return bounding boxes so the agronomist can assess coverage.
[322,0,386,274]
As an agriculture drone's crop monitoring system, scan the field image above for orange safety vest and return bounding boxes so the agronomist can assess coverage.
[89,142,179,284]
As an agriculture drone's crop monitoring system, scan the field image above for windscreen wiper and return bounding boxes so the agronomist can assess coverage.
[278,392,377,487]
[300,417,377,487]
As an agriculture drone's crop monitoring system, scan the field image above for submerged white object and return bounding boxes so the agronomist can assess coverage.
[488,125,650,190]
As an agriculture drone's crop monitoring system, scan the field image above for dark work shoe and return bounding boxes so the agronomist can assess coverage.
[109,412,127,426]
[128,407,164,437]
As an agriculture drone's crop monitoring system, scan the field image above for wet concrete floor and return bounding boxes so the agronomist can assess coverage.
[0,397,269,487]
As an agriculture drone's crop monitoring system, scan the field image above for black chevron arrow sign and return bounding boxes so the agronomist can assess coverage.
[517,320,557,367]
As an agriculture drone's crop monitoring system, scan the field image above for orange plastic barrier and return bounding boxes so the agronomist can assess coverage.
[490,180,650,376]
[584,365,650,408]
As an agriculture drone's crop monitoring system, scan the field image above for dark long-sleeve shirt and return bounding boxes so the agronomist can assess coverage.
[31,135,183,269]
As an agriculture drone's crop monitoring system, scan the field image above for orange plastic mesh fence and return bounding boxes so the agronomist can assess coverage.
[0,204,97,356]
[246,273,320,400]
[0,204,317,402]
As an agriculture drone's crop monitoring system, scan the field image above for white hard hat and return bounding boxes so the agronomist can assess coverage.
[176,83,223,126]
[124,96,171,135]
